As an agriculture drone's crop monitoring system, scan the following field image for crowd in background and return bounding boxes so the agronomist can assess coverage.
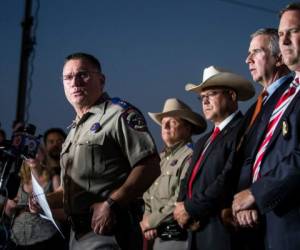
[1,2,300,250]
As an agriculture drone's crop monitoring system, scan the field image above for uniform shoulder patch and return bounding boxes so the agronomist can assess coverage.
[122,108,148,132]
[111,97,130,109]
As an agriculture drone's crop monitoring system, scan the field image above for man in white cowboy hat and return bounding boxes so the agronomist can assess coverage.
[173,65,255,250]
[140,98,206,250]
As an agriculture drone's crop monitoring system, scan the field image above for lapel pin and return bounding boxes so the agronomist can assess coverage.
[282,120,290,139]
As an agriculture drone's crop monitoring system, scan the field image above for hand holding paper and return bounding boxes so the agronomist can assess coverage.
[31,172,64,238]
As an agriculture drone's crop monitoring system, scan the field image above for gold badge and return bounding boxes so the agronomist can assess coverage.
[282,120,289,138]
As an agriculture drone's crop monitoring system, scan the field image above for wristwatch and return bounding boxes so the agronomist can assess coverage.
[106,197,118,211]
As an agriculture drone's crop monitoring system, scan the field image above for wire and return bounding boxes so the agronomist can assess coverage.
[217,0,277,14]
[25,0,40,124]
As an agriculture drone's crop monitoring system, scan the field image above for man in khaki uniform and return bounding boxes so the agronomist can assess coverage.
[34,52,160,250]
[140,98,206,250]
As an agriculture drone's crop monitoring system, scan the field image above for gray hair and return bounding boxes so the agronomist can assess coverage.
[250,28,280,57]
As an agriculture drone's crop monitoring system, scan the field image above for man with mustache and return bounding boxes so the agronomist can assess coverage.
[141,98,206,250]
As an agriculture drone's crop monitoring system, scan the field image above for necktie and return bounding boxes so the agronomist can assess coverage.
[236,90,268,151]
[252,77,300,182]
[188,127,220,198]
[248,90,269,129]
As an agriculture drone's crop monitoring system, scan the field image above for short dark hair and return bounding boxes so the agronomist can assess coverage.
[64,52,102,72]
[279,2,300,18]
[43,128,66,144]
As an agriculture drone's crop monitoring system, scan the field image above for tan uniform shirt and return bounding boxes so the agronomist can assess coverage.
[61,93,157,215]
[143,140,193,228]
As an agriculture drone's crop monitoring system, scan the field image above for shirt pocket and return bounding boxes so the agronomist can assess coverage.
[60,140,72,170]
[157,167,179,199]
[76,136,106,177]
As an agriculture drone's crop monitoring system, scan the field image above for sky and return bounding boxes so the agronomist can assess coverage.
[0,0,292,149]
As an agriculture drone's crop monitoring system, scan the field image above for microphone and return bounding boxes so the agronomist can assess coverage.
[11,124,39,159]
[0,124,41,199]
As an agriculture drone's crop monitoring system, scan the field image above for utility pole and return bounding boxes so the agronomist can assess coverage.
[15,0,34,124]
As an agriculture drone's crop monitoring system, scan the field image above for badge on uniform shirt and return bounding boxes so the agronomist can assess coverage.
[122,108,147,132]
[282,119,290,139]
[90,122,102,133]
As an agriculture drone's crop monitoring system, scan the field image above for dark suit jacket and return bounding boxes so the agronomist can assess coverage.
[179,111,243,250]
[250,85,300,250]
[234,76,293,250]
[237,77,293,191]
[236,76,300,250]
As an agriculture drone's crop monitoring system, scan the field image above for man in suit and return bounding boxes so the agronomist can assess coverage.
[173,65,255,250]
[232,3,300,250]
[229,28,292,250]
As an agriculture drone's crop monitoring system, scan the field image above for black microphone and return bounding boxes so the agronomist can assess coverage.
[11,124,39,159]
[0,124,41,199]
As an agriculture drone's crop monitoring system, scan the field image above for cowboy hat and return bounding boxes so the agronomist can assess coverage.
[185,66,255,101]
[148,98,206,134]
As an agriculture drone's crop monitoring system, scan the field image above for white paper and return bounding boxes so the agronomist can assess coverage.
[31,172,65,238]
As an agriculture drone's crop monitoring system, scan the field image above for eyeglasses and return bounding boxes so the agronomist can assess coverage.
[198,90,227,102]
[62,70,100,82]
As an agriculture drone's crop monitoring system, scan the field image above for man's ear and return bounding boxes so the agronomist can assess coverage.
[100,73,106,84]
[230,90,237,102]
[275,54,284,67]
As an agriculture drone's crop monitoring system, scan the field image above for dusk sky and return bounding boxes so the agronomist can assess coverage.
[0,0,291,149]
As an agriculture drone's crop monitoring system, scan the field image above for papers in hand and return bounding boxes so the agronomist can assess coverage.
[31,172,65,238]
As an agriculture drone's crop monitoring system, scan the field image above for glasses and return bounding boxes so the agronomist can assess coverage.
[62,70,100,82]
[198,90,227,102]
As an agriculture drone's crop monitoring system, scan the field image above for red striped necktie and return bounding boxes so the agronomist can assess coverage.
[252,77,300,182]
[188,127,220,198]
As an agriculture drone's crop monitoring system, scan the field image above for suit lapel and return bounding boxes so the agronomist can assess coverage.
[264,89,300,154]
[249,77,293,155]
[185,134,210,180]
[198,112,243,172]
